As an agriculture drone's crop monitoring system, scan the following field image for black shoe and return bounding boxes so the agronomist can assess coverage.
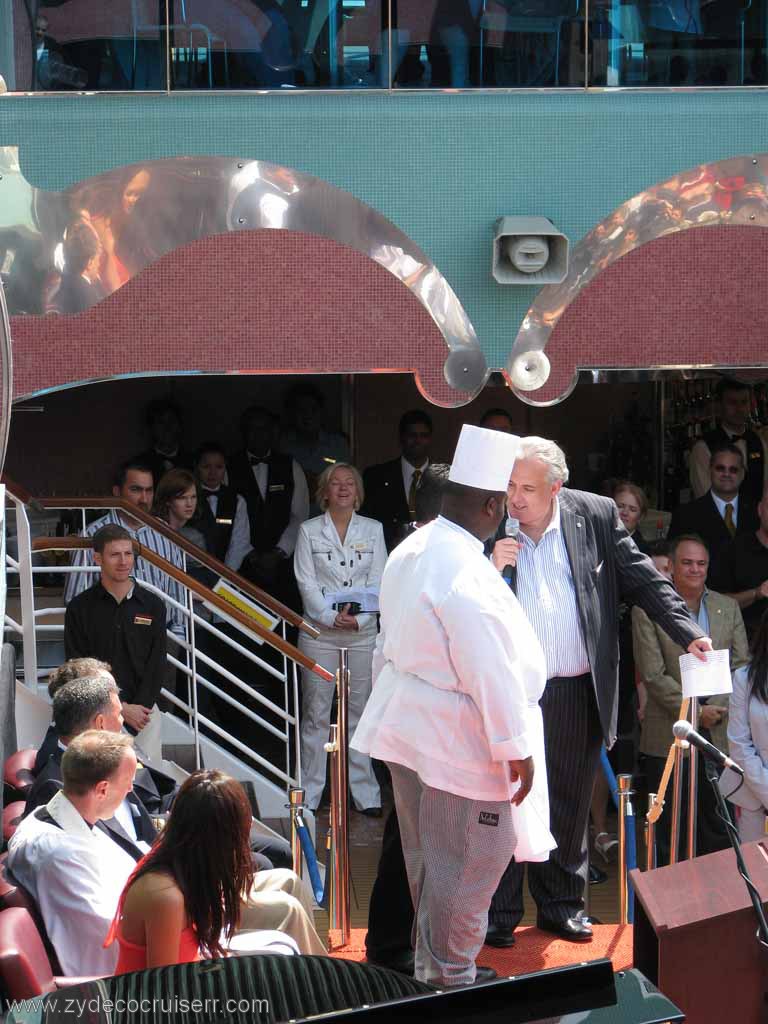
[537,912,593,942]
[589,863,607,885]
[484,923,516,948]
[473,966,498,984]
[366,950,415,976]
[359,807,383,818]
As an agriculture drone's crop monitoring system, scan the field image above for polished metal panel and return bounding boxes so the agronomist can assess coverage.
[0,149,486,392]
[0,273,11,477]
[508,153,768,402]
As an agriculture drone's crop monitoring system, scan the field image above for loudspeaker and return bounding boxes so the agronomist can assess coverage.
[632,840,768,1023]
[492,217,569,284]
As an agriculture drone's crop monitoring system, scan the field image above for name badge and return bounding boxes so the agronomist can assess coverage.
[215,517,233,525]
[134,615,153,626]
[269,484,286,492]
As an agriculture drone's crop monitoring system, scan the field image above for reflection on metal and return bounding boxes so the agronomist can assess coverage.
[0,150,486,393]
[509,153,768,403]
[0,274,12,477]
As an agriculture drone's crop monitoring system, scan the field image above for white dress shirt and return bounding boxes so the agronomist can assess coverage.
[515,498,591,679]
[249,454,310,556]
[293,511,386,634]
[401,456,429,500]
[202,488,254,570]
[353,516,548,807]
[7,791,136,976]
[710,490,739,527]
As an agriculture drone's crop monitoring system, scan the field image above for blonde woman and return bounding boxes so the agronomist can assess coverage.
[293,463,385,814]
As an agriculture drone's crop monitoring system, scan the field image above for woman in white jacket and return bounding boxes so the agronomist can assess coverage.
[294,462,386,814]
[724,615,768,841]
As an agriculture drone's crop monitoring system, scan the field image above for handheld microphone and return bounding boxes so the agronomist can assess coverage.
[672,720,744,776]
[503,516,520,583]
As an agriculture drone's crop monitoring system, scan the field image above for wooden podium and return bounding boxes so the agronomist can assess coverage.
[631,840,768,1023]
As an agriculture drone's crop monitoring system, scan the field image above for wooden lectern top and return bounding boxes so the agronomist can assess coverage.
[631,840,768,934]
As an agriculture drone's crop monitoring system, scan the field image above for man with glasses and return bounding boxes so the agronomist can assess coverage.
[669,443,759,569]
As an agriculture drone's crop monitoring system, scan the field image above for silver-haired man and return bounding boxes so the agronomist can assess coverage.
[485,436,711,945]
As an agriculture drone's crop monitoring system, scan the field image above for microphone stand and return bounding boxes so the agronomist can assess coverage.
[704,756,768,1012]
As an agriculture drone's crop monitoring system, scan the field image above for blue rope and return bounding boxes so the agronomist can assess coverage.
[599,746,620,809]
[295,815,325,905]
[625,813,637,923]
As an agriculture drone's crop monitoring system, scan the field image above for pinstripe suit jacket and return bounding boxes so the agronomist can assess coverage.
[555,489,703,746]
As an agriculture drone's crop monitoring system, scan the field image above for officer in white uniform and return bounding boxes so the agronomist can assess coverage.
[294,462,386,813]
[353,426,552,987]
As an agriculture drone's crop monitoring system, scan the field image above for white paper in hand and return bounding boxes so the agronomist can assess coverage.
[679,649,733,699]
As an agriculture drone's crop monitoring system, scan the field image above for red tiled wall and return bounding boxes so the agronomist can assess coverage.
[531,225,768,404]
[10,231,467,407]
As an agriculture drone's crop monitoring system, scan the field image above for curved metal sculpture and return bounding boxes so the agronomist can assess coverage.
[0,149,486,396]
[0,276,12,477]
[508,153,768,404]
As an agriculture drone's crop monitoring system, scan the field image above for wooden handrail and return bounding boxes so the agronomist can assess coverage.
[31,536,334,683]
[17,493,319,639]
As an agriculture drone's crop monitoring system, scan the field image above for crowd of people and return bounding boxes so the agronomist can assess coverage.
[8,374,768,989]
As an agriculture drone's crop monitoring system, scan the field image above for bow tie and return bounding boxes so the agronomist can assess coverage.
[249,455,269,466]
[728,432,746,442]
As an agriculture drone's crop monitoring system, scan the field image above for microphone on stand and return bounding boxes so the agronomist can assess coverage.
[503,516,520,583]
[672,720,744,776]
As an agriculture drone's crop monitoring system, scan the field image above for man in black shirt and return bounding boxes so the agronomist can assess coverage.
[711,489,768,640]
[64,524,167,759]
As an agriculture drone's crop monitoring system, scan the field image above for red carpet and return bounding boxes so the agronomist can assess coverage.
[328,925,633,974]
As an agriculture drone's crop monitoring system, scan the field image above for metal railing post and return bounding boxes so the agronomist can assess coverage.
[186,584,201,771]
[14,499,38,688]
[333,647,352,942]
[687,697,699,860]
[289,787,305,878]
[617,773,635,924]
[645,792,657,871]
[670,738,686,865]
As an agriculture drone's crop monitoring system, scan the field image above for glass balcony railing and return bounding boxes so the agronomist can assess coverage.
[0,1,765,93]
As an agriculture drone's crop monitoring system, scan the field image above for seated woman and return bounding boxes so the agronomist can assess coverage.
[106,769,254,971]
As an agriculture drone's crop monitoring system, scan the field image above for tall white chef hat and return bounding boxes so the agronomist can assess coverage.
[449,424,520,492]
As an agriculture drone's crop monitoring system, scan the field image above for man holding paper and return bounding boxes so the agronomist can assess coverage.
[634,533,749,863]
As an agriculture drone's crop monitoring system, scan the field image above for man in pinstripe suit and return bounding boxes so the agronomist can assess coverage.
[486,437,711,944]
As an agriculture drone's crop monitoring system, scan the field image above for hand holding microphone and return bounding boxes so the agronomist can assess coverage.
[491,516,520,579]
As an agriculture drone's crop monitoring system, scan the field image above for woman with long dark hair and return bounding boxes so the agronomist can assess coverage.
[725,610,768,841]
[105,769,254,970]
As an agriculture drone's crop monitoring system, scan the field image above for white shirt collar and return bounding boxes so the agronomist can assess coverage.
[45,790,96,839]
[434,514,484,553]
[710,490,739,519]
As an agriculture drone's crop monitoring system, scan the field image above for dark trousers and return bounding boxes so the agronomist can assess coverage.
[641,751,729,866]
[365,806,415,959]
[490,675,603,928]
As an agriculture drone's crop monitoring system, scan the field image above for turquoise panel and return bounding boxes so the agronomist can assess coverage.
[0,90,765,367]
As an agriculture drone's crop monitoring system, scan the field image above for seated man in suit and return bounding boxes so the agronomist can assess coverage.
[669,443,758,569]
[634,533,749,864]
[362,409,433,551]
[29,668,293,871]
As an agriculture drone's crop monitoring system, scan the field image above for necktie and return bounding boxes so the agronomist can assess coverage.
[724,502,736,537]
[408,469,422,517]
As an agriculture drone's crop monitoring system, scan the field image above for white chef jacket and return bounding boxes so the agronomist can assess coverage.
[293,511,387,634]
[352,516,551,822]
[7,790,136,976]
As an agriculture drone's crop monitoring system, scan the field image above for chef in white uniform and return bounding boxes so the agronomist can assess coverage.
[353,425,553,987]
[294,462,386,814]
